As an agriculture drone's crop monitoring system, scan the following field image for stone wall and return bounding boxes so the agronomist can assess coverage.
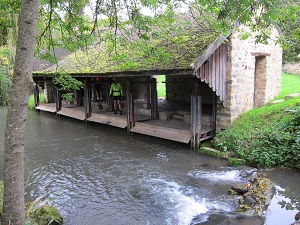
[216,26,282,130]
[44,81,54,103]
[166,75,213,104]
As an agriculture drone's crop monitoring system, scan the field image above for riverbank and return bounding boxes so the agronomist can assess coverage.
[207,72,300,169]
[209,93,299,169]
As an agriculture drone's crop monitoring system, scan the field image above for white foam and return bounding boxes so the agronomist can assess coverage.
[148,179,208,225]
[188,169,242,182]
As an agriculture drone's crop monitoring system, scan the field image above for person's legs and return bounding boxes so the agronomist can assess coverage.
[118,100,122,115]
[113,99,117,114]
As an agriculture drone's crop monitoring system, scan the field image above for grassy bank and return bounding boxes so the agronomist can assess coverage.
[211,73,300,169]
[274,73,300,100]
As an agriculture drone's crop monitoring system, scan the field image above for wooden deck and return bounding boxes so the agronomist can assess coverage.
[57,106,86,121]
[35,103,214,144]
[130,120,192,143]
[87,112,127,128]
[36,103,56,113]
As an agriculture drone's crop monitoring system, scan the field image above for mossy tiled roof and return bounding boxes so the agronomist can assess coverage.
[36,14,220,75]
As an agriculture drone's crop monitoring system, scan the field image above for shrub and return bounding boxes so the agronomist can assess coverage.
[213,99,300,168]
[0,70,11,106]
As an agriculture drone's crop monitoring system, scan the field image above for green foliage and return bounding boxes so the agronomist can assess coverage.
[54,72,83,100]
[199,147,221,157]
[213,97,300,168]
[32,205,63,225]
[0,0,21,45]
[194,0,300,60]
[54,73,83,91]
[25,198,63,225]
[0,69,11,106]
[228,158,246,167]
[0,46,14,78]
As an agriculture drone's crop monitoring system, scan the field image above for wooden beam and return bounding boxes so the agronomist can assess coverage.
[32,68,194,79]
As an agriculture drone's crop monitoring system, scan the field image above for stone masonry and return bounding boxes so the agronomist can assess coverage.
[216,25,282,130]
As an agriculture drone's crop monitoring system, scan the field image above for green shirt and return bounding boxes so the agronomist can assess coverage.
[110,82,123,96]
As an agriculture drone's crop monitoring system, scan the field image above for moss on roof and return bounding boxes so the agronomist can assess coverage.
[38,13,220,75]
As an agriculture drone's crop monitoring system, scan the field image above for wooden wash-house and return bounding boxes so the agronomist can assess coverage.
[32,13,282,149]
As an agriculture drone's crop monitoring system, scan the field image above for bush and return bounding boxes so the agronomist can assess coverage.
[0,70,11,106]
[213,99,300,168]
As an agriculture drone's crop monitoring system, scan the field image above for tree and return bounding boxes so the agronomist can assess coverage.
[1,0,40,224]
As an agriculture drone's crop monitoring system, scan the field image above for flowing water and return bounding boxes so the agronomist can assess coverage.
[0,107,299,225]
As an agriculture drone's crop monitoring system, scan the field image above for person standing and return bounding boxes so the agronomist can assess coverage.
[110,78,123,115]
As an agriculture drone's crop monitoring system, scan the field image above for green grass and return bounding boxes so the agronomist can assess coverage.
[212,73,300,169]
[274,73,300,100]
[157,75,166,97]
[28,93,45,110]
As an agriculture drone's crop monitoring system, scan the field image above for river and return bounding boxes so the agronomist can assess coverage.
[0,107,299,225]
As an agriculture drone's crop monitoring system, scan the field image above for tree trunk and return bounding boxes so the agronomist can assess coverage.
[1,0,40,224]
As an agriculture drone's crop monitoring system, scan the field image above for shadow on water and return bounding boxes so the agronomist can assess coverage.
[0,107,299,225]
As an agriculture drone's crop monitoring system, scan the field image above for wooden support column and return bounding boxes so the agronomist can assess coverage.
[197,96,202,147]
[191,82,202,150]
[54,86,61,113]
[146,79,151,109]
[33,84,40,109]
[127,91,135,134]
[84,79,92,119]
[191,95,202,150]
[191,95,196,149]
[126,80,132,133]
[150,77,158,120]
[212,91,217,136]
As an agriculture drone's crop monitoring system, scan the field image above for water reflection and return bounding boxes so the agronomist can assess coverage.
[0,107,299,225]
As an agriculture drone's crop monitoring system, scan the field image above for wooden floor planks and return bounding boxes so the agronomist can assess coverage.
[36,103,214,144]
[87,112,127,128]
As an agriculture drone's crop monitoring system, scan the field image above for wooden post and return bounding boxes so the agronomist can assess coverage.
[126,80,131,133]
[196,96,202,148]
[150,77,158,120]
[54,86,61,113]
[191,95,196,149]
[84,79,92,119]
[191,81,202,150]
[146,78,151,109]
[76,90,82,106]
[130,93,135,128]
[33,84,39,109]
[212,91,217,136]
